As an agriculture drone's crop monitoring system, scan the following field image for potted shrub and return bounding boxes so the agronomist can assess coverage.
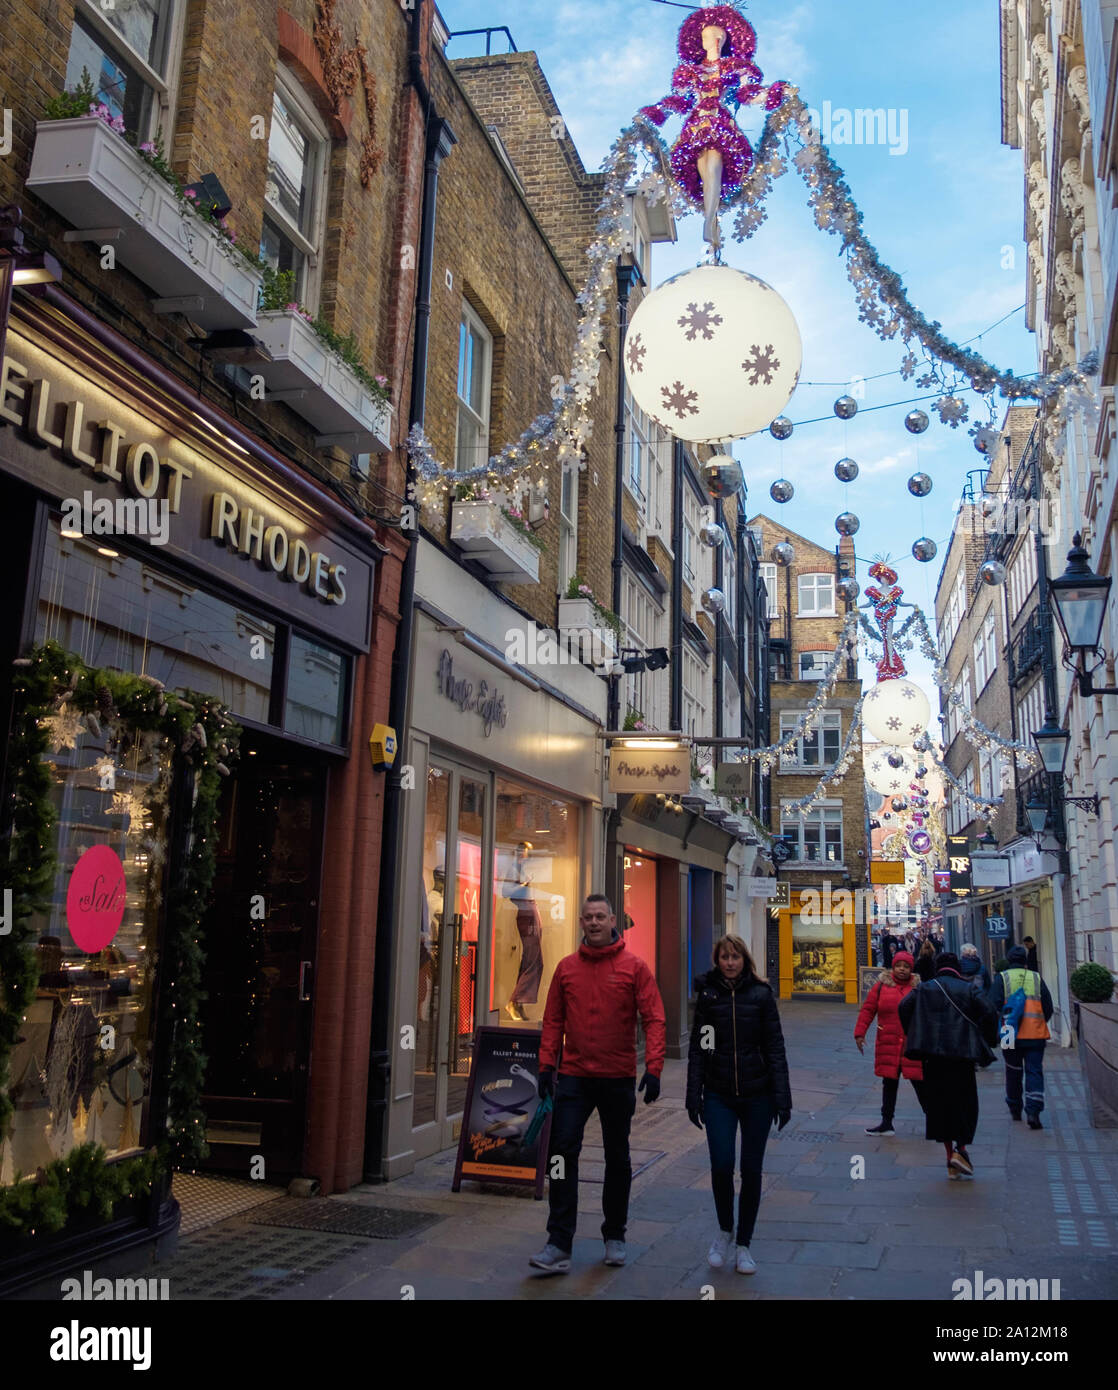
[1069,963,1116,1003]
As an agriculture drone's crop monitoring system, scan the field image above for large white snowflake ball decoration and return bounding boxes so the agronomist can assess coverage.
[623,265,802,443]
[865,744,918,795]
[862,678,932,746]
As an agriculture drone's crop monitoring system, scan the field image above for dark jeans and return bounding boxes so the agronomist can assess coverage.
[1004,1042,1046,1117]
[702,1089,772,1247]
[881,1073,926,1122]
[546,1074,636,1253]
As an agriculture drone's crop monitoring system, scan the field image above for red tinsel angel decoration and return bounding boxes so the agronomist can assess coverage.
[865,560,908,680]
[639,4,787,251]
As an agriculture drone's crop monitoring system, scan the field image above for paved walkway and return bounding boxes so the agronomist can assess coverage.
[96,1001,1118,1299]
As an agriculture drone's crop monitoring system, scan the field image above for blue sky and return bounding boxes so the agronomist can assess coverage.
[440,0,1037,704]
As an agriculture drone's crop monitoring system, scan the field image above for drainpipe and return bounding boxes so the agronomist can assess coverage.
[364,7,456,1180]
[608,263,641,733]
[670,439,684,731]
[714,499,724,746]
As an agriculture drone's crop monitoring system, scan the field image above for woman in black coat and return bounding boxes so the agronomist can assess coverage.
[686,934,792,1275]
[897,953,998,1180]
[913,938,937,983]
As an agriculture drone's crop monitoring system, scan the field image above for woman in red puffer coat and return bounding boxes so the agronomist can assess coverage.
[854,951,925,1135]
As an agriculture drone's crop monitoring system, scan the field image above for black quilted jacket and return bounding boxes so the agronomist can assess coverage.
[685,970,792,1111]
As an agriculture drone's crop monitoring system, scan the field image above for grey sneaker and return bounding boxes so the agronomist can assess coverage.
[528,1242,571,1273]
[735,1245,757,1274]
[707,1230,733,1268]
[603,1239,626,1266]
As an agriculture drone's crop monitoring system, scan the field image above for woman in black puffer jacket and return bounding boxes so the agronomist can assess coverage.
[686,934,792,1275]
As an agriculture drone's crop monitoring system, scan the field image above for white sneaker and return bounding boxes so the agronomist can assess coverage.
[735,1245,757,1274]
[707,1230,733,1268]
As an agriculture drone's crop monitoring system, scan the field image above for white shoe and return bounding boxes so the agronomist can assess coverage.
[707,1230,733,1268]
[735,1245,757,1274]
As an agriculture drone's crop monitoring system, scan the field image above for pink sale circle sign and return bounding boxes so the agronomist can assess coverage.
[66,844,127,952]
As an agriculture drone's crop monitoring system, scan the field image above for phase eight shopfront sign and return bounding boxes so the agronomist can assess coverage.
[0,330,372,649]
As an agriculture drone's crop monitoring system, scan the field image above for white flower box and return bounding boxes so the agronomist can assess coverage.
[253,310,393,451]
[557,597,618,660]
[450,499,540,585]
[27,117,261,330]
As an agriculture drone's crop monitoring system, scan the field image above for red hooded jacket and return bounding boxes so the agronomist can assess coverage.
[540,935,666,1078]
[854,968,924,1081]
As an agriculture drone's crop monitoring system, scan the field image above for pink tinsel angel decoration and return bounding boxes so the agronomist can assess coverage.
[639,4,787,251]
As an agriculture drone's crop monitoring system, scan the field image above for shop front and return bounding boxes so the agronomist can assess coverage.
[0,295,385,1288]
[381,541,605,1177]
[776,887,864,1003]
[610,799,736,1058]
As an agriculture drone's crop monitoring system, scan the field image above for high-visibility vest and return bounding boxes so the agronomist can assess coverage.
[1001,968,1050,1041]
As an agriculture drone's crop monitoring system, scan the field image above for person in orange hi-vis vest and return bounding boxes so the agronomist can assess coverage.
[990,944,1054,1129]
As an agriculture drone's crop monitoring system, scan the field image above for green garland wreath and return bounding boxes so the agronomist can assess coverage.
[0,642,241,1207]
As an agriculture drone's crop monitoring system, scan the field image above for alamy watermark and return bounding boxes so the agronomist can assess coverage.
[798,885,879,926]
[963,494,1061,540]
[804,101,909,157]
[505,624,617,668]
[61,491,169,546]
[950,1270,1061,1301]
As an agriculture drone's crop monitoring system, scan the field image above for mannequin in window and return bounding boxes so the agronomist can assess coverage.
[504,842,543,1022]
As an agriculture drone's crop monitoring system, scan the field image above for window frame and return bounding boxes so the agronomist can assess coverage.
[759,563,779,619]
[454,301,492,473]
[798,649,830,681]
[781,801,843,864]
[797,572,835,617]
[262,65,331,311]
[68,0,186,143]
[558,464,578,595]
[779,710,841,769]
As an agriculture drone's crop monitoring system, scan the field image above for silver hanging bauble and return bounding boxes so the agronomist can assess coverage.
[912,537,937,562]
[835,512,860,536]
[772,541,795,567]
[904,409,930,434]
[701,586,726,615]
[770,416,793,441]
[887,751,905,769]
[912,733,930,753]
[834,457,859,482]
[702,454,745,499]
[907,472,932,497]
[974,426,999,455]
[970,375,996,395]
[834,395,858,420]
[882,812,892,821]
[770,478,794,504]
[700,521,724,547]
[915,764,928,778]
[980,496,999,519]
[891,796,907,812]
[838,577,860,602]
[979,559,1007,586]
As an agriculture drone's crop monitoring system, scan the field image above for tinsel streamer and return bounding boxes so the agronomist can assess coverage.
[922,733,1001,816]
[777,699,866,816]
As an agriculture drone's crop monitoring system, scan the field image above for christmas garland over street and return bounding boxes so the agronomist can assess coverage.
[1,642,240,1233]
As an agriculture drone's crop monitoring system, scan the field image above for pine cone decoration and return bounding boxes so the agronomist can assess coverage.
[96,684,117,721]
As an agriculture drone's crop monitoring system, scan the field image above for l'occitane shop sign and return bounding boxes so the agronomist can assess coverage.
[0,330,372,650]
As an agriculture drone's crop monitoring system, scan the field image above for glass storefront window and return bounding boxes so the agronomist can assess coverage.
[415,766,450,1129]
[622,852,657,971]
[2,722,172,1182]
[491,782,580,1024]
[284,634,346,745]
[37,529,274,723]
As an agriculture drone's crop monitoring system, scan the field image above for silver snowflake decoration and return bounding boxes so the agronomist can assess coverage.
[660,381,700,419]
[678,301,723,342]
[933,394,970,428]
[742,344,781,386]
[626,333,646,375]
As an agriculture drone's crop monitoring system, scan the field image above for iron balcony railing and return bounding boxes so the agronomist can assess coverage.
[1009,607,1045,685]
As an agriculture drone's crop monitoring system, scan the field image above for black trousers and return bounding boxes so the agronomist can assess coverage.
[546,1074,636,1253]
[881,1072,927,1121]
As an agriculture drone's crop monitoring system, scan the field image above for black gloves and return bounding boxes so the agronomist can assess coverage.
[638,1071,660,1104]
[538,1068,555,1100]
[773,1108,791,1131]
[687,1103,704,1130]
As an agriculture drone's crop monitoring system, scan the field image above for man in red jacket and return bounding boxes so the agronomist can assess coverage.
[528,894,666,1274]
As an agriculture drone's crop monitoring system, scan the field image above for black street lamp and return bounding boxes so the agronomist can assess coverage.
[1025,796,1049,849]
[1049,534,1118,696]
[1030,710,1100,818]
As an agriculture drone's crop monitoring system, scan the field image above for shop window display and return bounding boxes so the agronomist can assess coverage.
[1,722,172,1184]
[622,852,657,971]
[491,784,579,1025]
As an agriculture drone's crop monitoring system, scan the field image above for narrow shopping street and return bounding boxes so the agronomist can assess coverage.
[81,1002,1117,1303]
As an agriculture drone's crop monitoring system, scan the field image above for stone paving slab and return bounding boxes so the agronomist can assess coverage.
[80,1000,1118,1302]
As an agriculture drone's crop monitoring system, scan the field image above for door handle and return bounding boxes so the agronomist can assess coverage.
[298,960,313,1001]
